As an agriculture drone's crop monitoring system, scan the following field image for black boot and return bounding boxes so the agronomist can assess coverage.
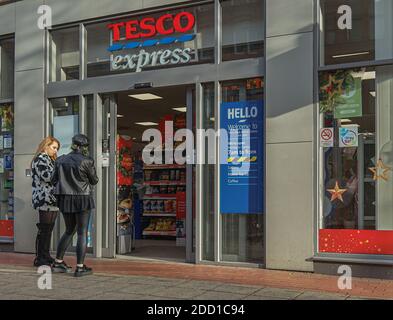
[42,223,55,264]
[33,223,52,267]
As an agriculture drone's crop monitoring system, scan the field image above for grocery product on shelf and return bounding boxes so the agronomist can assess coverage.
[142,164,186,239]
[117,135,133,186]
[116,135,134,254]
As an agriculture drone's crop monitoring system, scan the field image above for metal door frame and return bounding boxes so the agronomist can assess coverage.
[97,85,197,262]
[96,94,117,258]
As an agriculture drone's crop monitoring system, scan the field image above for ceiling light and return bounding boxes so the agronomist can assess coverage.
[135,122,159,126]
[332,52,370,59]
[107,114,125,118]
[172,107,187,113]
[128,93,163,100]
[341,124,360,127]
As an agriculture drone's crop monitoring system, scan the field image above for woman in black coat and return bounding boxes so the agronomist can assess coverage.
[51,134,99,277]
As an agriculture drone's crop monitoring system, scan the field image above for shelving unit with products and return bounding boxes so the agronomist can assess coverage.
[142,165,186,238]
[0,104,14,243]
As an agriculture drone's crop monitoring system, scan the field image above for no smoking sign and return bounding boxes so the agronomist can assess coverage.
[320,128,334,148]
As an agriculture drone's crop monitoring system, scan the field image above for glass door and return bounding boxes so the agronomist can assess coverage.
[186,86,196,263]
[98,94,117,258]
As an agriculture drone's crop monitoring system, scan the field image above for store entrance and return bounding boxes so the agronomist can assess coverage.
[109,85,194,262]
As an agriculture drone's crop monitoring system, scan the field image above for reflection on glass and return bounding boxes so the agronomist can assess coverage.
[0,38,14,99]
[50,28,80,81]
[220,78,264,264]
[320,0,393,65]
[86,22,110,78]
[50,96,79,156]
[320,68,382,232]
[320,68,376,230]
[221,0,264,61]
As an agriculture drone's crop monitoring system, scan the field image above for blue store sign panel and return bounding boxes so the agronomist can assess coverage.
[220,100,264,214]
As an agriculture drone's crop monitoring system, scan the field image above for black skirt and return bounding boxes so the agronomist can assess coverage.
[56,195,95,213]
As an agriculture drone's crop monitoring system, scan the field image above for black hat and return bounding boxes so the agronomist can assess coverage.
[72,134,89,147]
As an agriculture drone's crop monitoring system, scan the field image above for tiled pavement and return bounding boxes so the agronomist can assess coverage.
[0,266,370,300]
[0,252,390,300]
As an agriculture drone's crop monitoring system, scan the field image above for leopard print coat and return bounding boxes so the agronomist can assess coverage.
[31,153,58,210]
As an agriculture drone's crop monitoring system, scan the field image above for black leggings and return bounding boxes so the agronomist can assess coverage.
[56,211,91,265]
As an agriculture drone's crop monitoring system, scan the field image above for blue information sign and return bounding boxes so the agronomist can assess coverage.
[220,100,264,214]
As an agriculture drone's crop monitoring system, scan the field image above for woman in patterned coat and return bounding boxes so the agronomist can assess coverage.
[31,136,61,267]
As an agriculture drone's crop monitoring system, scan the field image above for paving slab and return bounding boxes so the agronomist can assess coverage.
[147,286,206,299]
[212,284,261,295]
[117,283,170,295]
[242,295,287,300]
[295,291,348,300]
[193,291,247,300]
[87,292,141,300]
[254,288,303,299]
[108,275,188,286]
[175,280,222,291]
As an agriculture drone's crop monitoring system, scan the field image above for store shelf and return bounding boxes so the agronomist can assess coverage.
[0,237,13,243]
[144,181,186,186]
[144,164,186,170]
[143,213,176,217]
[143,194,177,199]
[142,230,176,236]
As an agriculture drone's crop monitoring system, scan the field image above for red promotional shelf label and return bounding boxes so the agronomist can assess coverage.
[176,192,186,220]
[0,220,14,238]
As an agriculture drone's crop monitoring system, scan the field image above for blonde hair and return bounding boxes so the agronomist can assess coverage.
[31,136,61,167]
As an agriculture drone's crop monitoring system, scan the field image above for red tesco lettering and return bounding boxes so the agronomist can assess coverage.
[108,12,195,42]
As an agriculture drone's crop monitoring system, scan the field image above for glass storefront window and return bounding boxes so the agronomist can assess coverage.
[221,0,264,62]
[0,37,14,99]
[86,3,214,77]
[320,0,393,65]
[220,78,264,264]
[319,66,393,255]
[50,96,79,156]
[0,103,14,243]
[86,22,110,78]
[50,27,80,82]
[201,83,215,261]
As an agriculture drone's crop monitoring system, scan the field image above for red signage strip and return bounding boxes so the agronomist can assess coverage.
[0,220,14,238]
[108,12,195,42]
[319,229,393,255]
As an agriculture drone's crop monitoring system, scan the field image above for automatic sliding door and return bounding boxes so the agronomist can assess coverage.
[99,94,117,258]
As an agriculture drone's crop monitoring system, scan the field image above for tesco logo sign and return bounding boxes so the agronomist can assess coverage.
[108,12,195,41]
[107,11,196,73]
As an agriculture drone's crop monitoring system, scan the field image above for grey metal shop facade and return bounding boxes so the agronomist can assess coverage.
[2,0,393,278]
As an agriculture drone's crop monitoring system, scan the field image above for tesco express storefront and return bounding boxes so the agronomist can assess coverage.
[43,0,266,268]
